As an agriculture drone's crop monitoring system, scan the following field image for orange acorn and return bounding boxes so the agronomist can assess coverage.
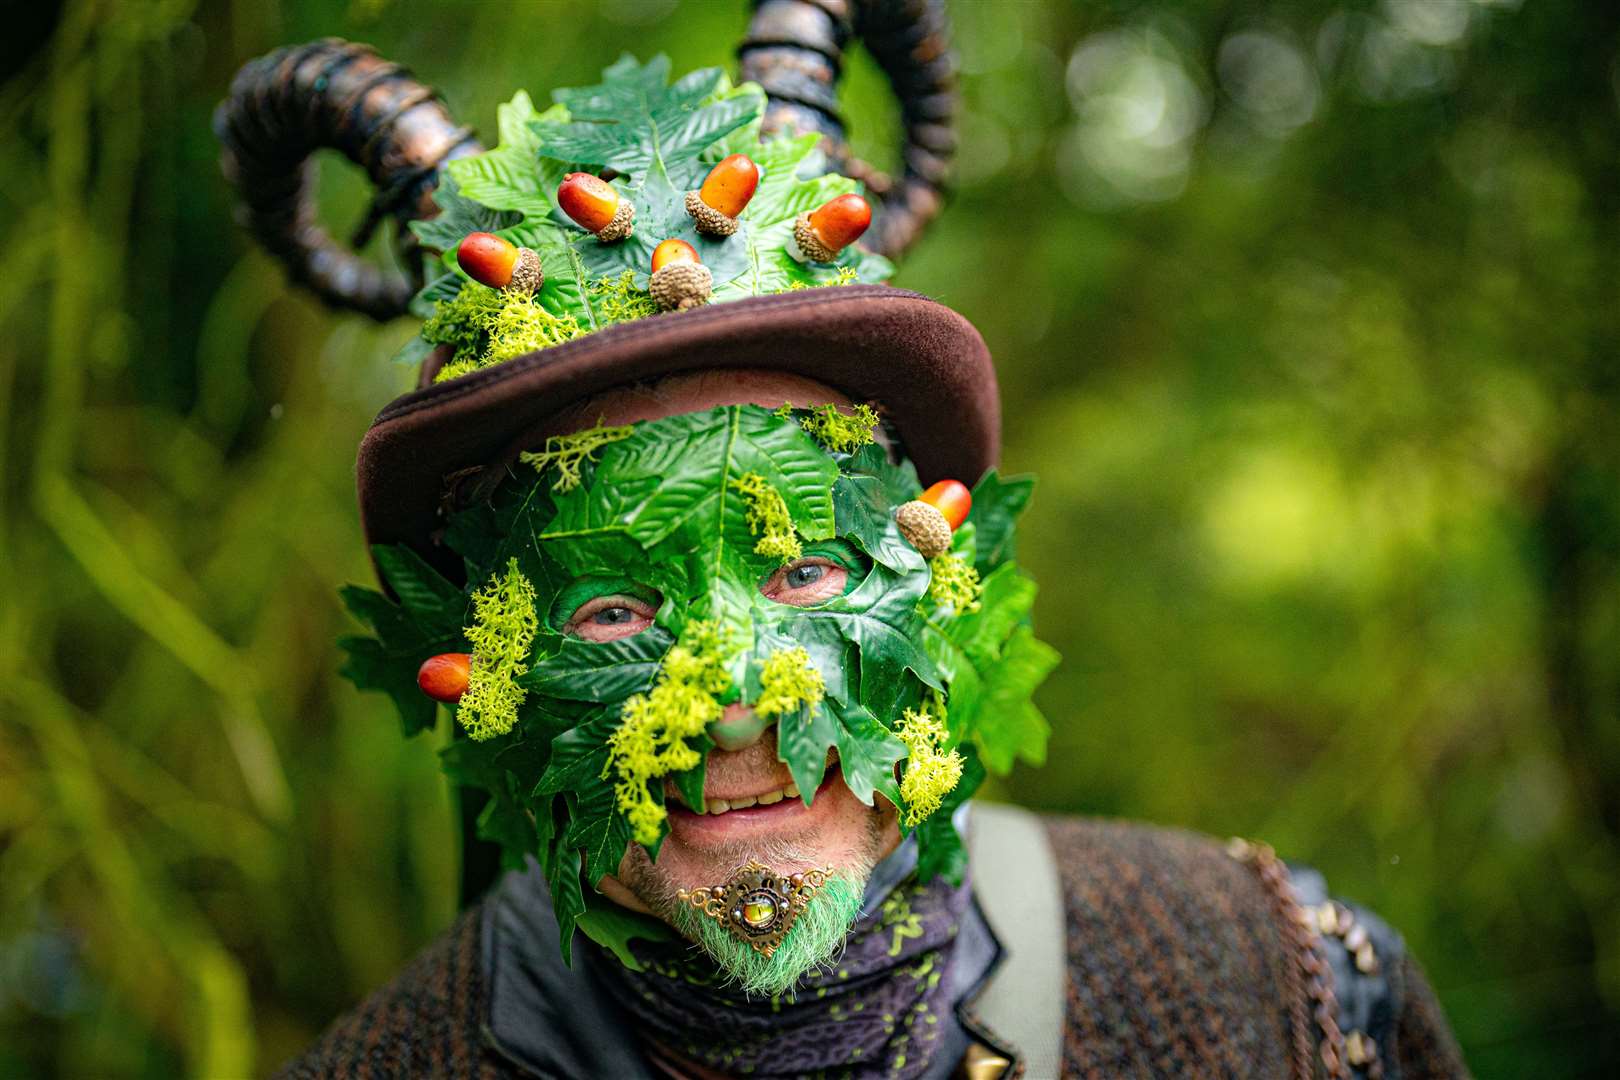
[456,232,542,293]
[649,238,712,311]
[920,480,972,531]
[792,193,872,263]
[418,653,472,703]
[557,172,635,241]
[686,153,760,237]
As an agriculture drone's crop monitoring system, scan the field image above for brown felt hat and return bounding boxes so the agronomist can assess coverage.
[357,284,999,562]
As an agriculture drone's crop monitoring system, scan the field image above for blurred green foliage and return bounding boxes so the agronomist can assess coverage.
[1,0,1616,1076]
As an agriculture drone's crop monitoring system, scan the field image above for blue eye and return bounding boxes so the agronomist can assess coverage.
[592,606,636,625]
[785,564,826,588]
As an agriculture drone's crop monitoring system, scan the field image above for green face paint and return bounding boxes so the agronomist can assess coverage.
[339,404,1057,963]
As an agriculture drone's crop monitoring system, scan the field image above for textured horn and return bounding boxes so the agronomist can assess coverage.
[738,0,957,259]
[214,39,481,321]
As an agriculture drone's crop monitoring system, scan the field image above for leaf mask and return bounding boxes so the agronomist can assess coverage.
[339,405,1057,961]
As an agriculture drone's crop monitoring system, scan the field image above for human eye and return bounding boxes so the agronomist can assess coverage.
[761,539,871,606]
[563,593,659,643]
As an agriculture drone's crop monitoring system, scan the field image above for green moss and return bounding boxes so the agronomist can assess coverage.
[458,558,539,740]
[518,421,636,491]
[754,646,825,718]
[730,472,802,563]
[605,620,734,845]
[896,697,964,827]
[429,285,587,384]
[591,269,660,323]
[800,403,880,453]
[422,281,504,367]
[774,266,860,293]
[927,552,982,612]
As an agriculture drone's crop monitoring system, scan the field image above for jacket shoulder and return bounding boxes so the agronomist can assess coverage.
[275,906,504,1080]
[1038,815,1467,1079]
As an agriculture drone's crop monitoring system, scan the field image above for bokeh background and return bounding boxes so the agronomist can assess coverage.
[2,0,1616,1075]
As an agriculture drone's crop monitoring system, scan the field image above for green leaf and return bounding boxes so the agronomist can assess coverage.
[831,701,907,807]
[522,627,671,702]
[973,626,1059,772]
[776,699,839,803]
[550,841,587,967]
[537,58,757,181]
[576,893,676,972]
[564,777,632,886]
[967,471,1036,576]
[371,544,466,628]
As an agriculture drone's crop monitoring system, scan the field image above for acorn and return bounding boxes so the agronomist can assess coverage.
[895,501,953,558]
[418,653,472,703]
[558,172,635,242]
[456,232,543,293]
[685,153,760,238]
[648,238,712,311]
[919,479,972,531]
[791,193,872,263]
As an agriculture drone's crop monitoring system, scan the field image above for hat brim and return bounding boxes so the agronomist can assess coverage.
[357,284,999,563]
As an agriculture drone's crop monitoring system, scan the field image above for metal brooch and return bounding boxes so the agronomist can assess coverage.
[676,860,833,958]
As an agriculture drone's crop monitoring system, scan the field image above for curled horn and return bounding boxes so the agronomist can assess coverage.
[214,39,480,321]
[739,0,957,259]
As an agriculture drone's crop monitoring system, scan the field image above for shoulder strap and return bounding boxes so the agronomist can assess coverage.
[967,801,1066,1079]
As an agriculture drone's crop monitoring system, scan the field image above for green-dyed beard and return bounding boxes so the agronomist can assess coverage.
[340,403,1057,965]
[672,875,865,997]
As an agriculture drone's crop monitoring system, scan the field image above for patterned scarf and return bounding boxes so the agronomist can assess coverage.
[589,869,974,1079]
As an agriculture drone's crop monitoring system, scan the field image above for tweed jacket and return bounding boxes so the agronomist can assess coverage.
[278,817,1468,1079]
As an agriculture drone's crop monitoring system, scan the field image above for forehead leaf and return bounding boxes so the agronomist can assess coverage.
[542,406,838,554]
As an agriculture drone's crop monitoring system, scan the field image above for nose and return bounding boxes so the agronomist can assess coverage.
[707,703,770,752]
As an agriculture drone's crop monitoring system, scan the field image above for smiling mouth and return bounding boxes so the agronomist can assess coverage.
[666,756,839,817]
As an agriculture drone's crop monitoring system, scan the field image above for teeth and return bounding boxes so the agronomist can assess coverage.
[699,783,798,815]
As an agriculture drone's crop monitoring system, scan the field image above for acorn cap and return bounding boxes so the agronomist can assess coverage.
[358,286,998,570]
[685,189,739,237]
[792,212,839,263]
[895,500,952,558]
[507,247,543,294]
[649,261,713,311]
[595,198,635,242]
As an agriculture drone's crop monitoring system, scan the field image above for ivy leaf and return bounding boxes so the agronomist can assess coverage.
[967,471,1036,577]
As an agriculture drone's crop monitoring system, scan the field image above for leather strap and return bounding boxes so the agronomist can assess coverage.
[967,801,1066,1079]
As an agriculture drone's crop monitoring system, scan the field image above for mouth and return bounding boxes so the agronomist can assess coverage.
[663,756,844,844]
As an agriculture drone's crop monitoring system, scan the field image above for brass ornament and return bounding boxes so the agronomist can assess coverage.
[676,860,833,958]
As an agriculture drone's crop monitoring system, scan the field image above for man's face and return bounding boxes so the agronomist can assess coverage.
[550,372,902,911]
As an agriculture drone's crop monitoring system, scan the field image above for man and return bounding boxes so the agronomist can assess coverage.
[217,12,1469,1079]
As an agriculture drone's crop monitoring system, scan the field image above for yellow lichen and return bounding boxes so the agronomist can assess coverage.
[927,552,982,613]
[591,269,660,323]
[605,621,734,845]
[775,266,860,292]
[730,472,802,563]
[896,698,964,828]
[800,403,881,453]
[484,291,584,362]
[519,420,636,491]
[458,559,539,740]
[753,646,825,718]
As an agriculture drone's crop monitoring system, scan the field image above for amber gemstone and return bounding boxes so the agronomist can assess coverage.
[740,897,777,929]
